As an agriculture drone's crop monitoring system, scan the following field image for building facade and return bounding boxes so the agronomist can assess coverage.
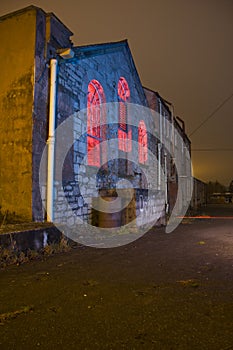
[0,6,193,230]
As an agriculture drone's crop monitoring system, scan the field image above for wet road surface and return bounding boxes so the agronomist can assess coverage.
[0,204,233,349]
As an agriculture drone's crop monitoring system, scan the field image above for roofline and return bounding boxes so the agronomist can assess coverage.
[143,86,157,94]
[46,12,73,36]
[143,87,172,116]
[75,39,128,52]
[0,5,73,36]
[143,87,191,144]
[59,40,129,63]
[193,177,207,185]
[0,5,45,22]
[72,39,147,107]
[173,117,191,144]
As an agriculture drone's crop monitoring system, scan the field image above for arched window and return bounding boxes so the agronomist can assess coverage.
[138,120,148,164]
[87,80,106,166]
[118,77,132,152]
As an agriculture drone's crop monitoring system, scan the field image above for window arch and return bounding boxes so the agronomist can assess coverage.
[87,80,106,167]
[138,120,148,164]
[118,77,132,152]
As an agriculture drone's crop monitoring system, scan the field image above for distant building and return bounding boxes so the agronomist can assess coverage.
[209,192,232,204]
[191,178,207,209]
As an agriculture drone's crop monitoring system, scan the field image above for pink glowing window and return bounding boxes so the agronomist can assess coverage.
[87,80,106,167]
[118,77,132,152]
[138,120,148,164]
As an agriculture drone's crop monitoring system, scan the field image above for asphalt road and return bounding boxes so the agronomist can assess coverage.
[0,204,233,349]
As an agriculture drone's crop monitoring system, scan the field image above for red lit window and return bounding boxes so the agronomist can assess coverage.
[118,77,132,152]
[87,80,106,166]
[138,120,148,164]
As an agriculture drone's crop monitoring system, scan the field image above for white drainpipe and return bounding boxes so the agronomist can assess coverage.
[46,58,58,222]
[159,98,163,144]
[158,143,162,190]
[164,152,168,213]
[158,98,162,191]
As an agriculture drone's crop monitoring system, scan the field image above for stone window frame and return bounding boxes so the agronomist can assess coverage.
[138,120,148,164]
[87,79,106,167]
[118,77,132,153]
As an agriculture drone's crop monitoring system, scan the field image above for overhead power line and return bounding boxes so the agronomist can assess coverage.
[189,92,233,137]
[192,148,233,152]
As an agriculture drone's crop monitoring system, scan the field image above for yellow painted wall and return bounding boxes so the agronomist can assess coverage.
[0,8,37,220]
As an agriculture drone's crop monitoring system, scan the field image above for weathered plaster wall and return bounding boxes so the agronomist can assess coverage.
[0,6,74,221]
[0,8,36,220]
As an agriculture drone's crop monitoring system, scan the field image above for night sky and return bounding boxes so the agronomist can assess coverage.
[1,0,233,186]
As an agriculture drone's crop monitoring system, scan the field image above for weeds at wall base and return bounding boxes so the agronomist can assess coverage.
[0,236,71,269]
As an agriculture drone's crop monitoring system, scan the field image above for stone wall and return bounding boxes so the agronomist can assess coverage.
[50,43,165,227]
